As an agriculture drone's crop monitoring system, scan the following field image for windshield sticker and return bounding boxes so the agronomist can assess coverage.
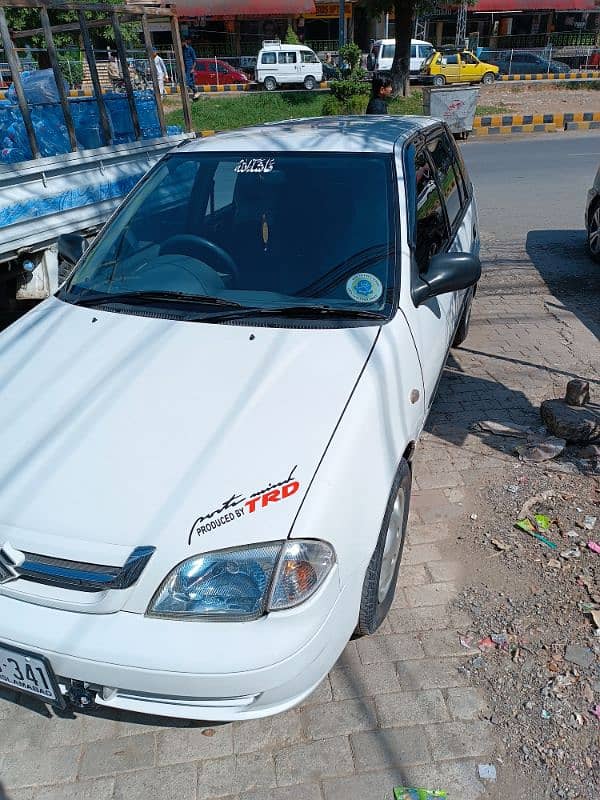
[188,466,299,544]
[346,273,383,304]
[234,157,275,174]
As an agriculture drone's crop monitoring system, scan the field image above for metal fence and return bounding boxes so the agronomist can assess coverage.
[475,45,600,75]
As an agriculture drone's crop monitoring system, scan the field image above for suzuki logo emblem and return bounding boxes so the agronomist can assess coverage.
[0,542,25,585]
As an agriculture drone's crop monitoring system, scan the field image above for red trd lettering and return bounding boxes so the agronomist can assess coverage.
[282,480,300,498]
[245,497,261,513]
[261,489,281,507]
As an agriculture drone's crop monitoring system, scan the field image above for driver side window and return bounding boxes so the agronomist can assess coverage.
[414,148,448,274]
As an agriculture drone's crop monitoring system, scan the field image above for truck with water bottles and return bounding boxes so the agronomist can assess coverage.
[0,0,194,313]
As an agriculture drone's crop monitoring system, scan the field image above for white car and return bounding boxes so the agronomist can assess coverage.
[367,38,435,76]
[256,40,323,91]
[0,116,480,721]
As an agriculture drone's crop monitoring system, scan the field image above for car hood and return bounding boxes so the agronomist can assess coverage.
[0,297,377,569]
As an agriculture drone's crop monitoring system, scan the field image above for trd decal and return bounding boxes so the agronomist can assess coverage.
[188,466,299,544]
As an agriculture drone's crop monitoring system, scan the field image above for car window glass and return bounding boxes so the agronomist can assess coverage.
[415,149,448,274]
[443,55,458,65]
[64,153,397,318]
[261,52,276,65]
[196,63,206,72]
[421,45,434,59]
[382,44,395,59]
[278,52,297,64]
[217,63,229,74]
[427,135,462,229]
[410,45,417,58]
[461,52,477,65]
[301,51,319,63]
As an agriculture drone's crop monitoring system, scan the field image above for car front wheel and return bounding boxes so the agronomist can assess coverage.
[482,72,496,85]
[356,459,411,636]
[263,76,277,92]
[588,202,600,263]
[303,75,316,90]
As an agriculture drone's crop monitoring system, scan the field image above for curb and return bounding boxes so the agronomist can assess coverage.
[499,70,600,82]
[564,120,600,130]
[472,123,557,136]
[474,111,600,128]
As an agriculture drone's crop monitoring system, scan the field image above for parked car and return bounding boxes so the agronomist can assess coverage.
[478,49,571,76]
[193,58,249,86]
[367,38,435,76]
[256,41,323,90]
[0,116,480,721]
[421,49,499,86]
[586,164,600,263]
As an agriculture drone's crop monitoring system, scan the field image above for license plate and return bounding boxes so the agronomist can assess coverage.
[0,643,65,709]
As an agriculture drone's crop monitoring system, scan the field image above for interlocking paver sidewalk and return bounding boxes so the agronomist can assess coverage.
[1,228,598,800]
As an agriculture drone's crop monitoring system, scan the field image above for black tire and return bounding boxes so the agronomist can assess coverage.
[452,290,474,348]
[356,459,412,636]
[587,200,600,264]
[263,76,277,92]
[482,72,495,85]
[303,75,316,90]
[433,74,446,87]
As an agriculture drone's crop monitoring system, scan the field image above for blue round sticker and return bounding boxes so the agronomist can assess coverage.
[346,272,383,304]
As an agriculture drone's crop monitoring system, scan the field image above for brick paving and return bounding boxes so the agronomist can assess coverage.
[1,232,599,799]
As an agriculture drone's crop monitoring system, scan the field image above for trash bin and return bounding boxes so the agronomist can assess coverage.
[422,85,479,139]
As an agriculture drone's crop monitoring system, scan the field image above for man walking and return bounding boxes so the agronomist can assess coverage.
[182,37,197,94]
[151,50,167,95]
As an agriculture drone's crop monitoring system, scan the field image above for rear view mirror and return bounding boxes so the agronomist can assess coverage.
[412,252,481,306]
[57,233,87,266]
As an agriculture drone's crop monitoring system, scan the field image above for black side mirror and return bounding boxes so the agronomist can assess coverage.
[57,233,87,266]
[413,251,481,306]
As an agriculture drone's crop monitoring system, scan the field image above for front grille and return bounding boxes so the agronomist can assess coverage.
[17,546,155,592]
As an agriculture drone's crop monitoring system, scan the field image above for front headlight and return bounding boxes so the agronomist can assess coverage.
[147,539,335,620]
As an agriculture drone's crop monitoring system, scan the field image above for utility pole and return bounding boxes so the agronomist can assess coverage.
[455,0,468,49]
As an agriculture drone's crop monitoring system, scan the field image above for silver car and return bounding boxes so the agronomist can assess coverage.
[587,165,600,263]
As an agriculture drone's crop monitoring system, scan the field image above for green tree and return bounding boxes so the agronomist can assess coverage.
[361,0,473,96]
[284,25,300,44]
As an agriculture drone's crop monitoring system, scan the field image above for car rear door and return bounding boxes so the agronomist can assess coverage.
[278,50,298,83]
[441,54,460,83]
[401,127,477,408]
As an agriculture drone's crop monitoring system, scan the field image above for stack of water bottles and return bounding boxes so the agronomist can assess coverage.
[0,72,182,164]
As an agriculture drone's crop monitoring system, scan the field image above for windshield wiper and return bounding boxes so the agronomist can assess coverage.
[66,291,245,310]
[192,304,387,322]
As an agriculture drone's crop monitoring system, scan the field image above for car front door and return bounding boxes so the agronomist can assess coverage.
[401,129,476,408]
[458,52,479,82]
[441,54,460,83]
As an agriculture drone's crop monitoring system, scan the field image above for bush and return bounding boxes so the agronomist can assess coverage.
[338,42,362,75]
[329,78,369,102]
[284,26,300,45]
[322,93,367,116]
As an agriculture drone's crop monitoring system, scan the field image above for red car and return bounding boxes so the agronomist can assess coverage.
[193,58,249,86]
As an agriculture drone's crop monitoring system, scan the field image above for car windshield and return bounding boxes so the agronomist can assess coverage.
[61,152,397,322]
[381,45,395,59]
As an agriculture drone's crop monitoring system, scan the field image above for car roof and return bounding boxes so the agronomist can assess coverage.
[259,43,313,51]
[181,116,437,156]
[374,39,431,46]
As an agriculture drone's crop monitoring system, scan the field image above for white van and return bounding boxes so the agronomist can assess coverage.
[256,40,323,91]
[367,38,435,76]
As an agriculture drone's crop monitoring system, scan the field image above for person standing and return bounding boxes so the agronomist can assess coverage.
[151,50,167,96]
[366,76,392,115]
[182,37,197,93]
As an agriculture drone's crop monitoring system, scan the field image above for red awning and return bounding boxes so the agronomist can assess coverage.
[474,0,599,10]
[176,0,315,15]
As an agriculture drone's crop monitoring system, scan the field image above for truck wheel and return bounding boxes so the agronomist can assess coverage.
[356,459,411,636]
[433,74,446,87]
[482,72,495,85]
[263,76,277,92]
[303,75,316,90]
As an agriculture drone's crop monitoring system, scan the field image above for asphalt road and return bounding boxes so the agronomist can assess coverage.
[461,131,600,343]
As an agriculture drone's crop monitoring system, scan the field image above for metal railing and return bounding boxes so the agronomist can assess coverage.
[449,30,600,51]
[475,45,600,75]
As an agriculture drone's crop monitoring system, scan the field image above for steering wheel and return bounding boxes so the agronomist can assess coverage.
[159,235,239,283]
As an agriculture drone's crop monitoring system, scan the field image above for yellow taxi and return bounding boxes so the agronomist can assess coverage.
[421,49,499,86]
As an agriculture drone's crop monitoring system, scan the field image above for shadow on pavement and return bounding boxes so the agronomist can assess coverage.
[526,229,600,340]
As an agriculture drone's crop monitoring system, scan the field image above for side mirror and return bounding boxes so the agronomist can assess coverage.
[412,252,481,306]
[366,54,375,71]
[57,232,87,266]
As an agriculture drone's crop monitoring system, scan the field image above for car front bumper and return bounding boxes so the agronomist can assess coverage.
[0,567,357,720]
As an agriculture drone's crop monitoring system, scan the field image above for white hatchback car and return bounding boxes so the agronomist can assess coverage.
[0,117,480,721]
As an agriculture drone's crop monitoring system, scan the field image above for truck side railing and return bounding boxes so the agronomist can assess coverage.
[0,0,193,159]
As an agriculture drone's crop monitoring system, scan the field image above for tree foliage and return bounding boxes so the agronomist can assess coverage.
[284,25,300,44]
